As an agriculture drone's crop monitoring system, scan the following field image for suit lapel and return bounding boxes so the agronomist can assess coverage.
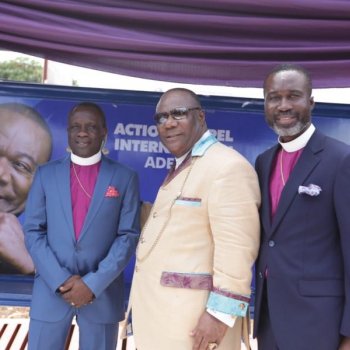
[260,145,279,235]
[56,156,75,239]
[78,157,115,240]
[271,131,324,234]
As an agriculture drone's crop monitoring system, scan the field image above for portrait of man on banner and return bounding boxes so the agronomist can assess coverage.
[0,102,52,274]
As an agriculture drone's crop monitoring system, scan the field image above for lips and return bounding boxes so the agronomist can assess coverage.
[76,139,89,144]
[165,133,181,141]
[75,140,90,147]
[278,115,295,123]
[0,197,16,213]
[0,193,13,202]
[275,113,297,127]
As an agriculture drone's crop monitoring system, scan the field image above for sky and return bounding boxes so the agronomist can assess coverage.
[1,50,349,104]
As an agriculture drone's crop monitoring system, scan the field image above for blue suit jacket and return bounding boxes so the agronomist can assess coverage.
[24,155,140,324]
[253,130,350,350]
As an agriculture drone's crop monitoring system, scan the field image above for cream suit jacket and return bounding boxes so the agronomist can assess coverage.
[131,138,260,350]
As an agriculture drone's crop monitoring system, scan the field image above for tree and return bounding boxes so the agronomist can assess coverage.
[0,57,43,83]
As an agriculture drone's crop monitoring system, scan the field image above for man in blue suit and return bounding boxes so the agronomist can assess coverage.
[253,64,350,350]
[24,102,140,350]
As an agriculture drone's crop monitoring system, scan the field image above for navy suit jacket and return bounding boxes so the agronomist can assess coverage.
[253,130,350,350]
[24,155,140,324]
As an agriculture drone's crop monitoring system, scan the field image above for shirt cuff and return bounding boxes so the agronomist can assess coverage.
[206,291,249,317]
[207,308,237,327]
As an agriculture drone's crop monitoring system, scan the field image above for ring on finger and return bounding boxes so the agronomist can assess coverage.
[208,342,218,350]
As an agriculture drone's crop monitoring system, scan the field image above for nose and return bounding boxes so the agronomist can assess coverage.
[76,126,89,136]
[163,115,179,128]
[0,157,11,185]
[278,97,292,111]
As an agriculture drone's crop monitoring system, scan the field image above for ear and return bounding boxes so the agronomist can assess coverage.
[310,96,315,111]
[101,135,109,154]
[198,109,206,125]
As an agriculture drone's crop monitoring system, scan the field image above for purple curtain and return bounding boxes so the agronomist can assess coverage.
[0,0,349,87]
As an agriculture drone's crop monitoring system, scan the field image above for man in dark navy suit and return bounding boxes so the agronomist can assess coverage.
[253,63,350,350]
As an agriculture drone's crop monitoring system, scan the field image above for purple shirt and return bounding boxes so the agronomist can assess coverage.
[70,162,100,240]
[270,148,303,218]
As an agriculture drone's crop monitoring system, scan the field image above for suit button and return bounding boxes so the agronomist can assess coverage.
[153,211,157,218]
[259,272,263,279]
[268,240,275,247]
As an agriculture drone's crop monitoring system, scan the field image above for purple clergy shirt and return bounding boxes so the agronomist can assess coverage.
[70,162,101,240]
[269,148,303,218]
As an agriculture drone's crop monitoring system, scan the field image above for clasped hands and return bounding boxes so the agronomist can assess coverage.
[59,275,95,308]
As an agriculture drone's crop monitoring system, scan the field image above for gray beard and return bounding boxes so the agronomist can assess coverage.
[272,121,307,137]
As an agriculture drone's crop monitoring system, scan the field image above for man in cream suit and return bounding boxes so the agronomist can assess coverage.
[24,102,140,350]
[130,88,260,350]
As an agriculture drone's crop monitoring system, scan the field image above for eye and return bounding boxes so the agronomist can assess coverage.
[87,125,97,132]
[13,161,34,175]
[171,108,187,118]
[267,95,280,102]
[154,112,169,124]
[69,125,80,132]
[289,93,301,100]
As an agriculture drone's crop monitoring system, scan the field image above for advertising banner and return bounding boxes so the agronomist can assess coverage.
[0,83,349,304]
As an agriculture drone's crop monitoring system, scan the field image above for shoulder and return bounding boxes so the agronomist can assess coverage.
[313,131,350,159]
[257,143,277,160]
[37,156,67,172]
[205,142,255,171]
[102,156,137,176]
[324,135,350,153]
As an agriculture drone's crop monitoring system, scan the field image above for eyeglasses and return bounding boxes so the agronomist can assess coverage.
[154,107,201,125]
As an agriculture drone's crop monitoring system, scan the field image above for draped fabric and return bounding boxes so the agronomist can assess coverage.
[0,0,349,87]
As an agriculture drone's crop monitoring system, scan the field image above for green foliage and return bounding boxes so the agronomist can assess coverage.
[0,57,43,83]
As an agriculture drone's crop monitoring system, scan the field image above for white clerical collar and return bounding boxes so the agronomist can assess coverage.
[279,124,315,152]
[71,151,102,166]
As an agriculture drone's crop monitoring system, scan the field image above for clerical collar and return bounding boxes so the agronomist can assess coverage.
[279,124,315,153]
[71,151,102,166]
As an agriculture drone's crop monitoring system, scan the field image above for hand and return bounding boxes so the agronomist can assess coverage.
[59,275,94,308]
[339,336,350,350]
[0,212,34,273]
[190,311,228,350]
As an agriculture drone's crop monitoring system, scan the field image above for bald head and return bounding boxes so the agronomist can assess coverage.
[155,88,207,158]
[156,88,202,112]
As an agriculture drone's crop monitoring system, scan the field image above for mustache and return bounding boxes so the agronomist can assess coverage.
[274,111,297,118]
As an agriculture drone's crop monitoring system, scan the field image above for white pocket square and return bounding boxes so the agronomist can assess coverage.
[298,184,322,196]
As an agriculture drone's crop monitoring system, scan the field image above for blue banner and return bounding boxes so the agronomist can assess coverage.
[0,83,349,303]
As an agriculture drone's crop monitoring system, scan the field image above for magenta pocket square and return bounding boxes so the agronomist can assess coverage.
[105,186,119,198]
